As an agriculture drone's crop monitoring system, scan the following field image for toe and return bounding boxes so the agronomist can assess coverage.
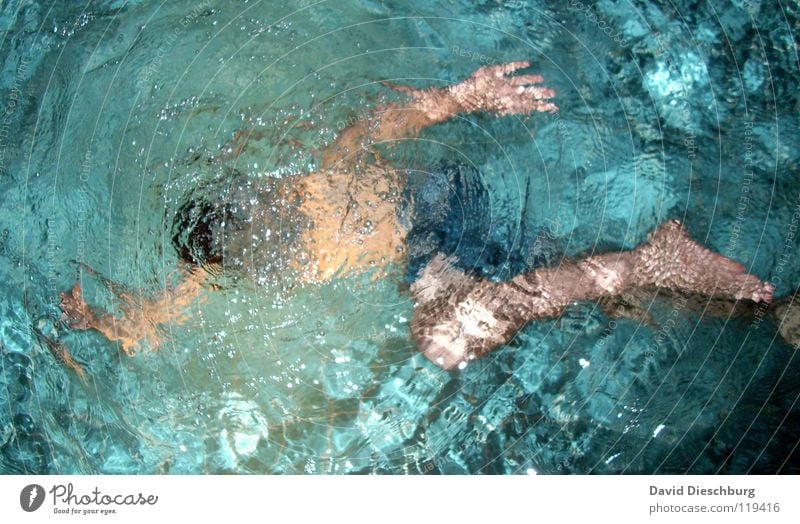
[755,282,775,303]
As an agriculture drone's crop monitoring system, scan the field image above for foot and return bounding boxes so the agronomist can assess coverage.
[634,220,774,303]
[447,61,558,116]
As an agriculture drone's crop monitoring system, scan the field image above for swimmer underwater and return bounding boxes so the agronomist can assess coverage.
[58,61,782,371]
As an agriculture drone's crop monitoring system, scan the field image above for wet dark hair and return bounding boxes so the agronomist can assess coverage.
[171,198,231,266]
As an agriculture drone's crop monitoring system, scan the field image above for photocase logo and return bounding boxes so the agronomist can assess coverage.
[20,484,45,512]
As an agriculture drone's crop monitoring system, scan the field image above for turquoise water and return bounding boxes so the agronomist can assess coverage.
[1,0,799,474]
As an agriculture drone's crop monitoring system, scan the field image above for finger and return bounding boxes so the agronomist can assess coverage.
[535,101,559,113]
[483,60,530,77]
[524,86,556,100]
[510,74,545,86]
[499,60,530,75]
[495,98,556,116]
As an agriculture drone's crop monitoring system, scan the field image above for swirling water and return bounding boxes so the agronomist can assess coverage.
[1,0,799,474]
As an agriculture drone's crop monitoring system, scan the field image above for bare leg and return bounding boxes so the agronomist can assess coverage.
[410,220,774,370]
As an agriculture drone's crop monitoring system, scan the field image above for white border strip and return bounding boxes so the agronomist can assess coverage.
[2,475,798,523]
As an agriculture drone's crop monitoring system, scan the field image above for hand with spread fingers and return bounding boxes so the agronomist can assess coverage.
[447,60,558,116]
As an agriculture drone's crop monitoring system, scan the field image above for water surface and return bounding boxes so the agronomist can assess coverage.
[1,0,799,474]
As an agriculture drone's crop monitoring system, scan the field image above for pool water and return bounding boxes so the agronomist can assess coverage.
[1,0,799,474]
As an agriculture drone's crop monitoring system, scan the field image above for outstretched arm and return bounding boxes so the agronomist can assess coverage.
[321,61,557,169]
[60,265,214,355]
